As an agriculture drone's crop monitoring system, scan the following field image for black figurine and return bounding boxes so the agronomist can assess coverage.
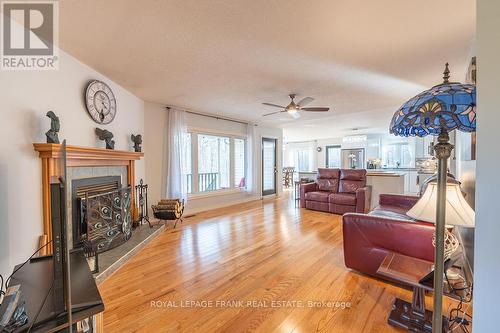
[131,134,142,152]
[95,128,115,149]
[45,111,60,143]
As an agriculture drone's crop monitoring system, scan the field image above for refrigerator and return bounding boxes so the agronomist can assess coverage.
[341,148,365,169]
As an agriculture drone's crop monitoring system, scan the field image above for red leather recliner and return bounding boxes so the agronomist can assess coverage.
[342,194,435,280]
[300,168,371,214]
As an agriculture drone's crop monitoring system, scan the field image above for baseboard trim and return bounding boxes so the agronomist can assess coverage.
[184,195,261,215]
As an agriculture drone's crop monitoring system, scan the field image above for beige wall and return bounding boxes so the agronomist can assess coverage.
[0,49,145,280]
[455,130,476,208]
[144,102,283,215]
[474,1,500,330]
[144,102,168,212]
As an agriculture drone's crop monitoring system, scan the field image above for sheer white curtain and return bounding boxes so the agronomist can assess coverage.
[165,108,189,202]
[245,123,257,195]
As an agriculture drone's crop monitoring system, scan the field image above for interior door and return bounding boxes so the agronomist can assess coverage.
[262,138,277,196]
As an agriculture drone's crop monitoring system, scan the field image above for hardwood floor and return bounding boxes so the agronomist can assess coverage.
[99,191,452,332]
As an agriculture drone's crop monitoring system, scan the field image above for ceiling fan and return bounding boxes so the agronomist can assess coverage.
[262,94,330,119]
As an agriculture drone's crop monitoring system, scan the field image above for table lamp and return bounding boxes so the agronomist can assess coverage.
[389,63,476,333]
[407,182,475,260]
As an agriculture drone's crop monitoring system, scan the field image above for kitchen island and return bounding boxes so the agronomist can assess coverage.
[366,171,406,209]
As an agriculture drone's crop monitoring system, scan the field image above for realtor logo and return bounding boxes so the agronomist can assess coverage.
[1,0,58,70]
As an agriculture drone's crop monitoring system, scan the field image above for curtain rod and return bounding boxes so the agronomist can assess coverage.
[166,106,256,126]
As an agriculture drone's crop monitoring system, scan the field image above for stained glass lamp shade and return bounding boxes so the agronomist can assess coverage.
[389,64,476,137]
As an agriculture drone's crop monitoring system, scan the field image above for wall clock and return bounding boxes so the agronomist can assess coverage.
[85,80,117,124]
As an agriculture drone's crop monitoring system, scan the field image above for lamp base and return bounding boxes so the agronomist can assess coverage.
[388,298,449,333]
[432,229,460,262]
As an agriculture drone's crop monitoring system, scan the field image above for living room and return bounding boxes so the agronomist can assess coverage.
[0,1,499,332]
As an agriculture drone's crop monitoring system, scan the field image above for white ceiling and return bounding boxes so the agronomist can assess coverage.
[59,0,475,141]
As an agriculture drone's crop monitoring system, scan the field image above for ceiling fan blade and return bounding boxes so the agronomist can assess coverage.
[300,107,330,112]
[297,97,314,107]
[262,110,285,117]
[289,111,301,119]
[262,102,286,109]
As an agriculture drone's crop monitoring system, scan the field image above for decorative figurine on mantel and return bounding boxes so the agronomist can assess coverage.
[95,127,115,149]
[45,111,60,143]
[131,134,142,152]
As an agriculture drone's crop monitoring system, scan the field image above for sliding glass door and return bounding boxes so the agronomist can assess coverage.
[262,138,277,196]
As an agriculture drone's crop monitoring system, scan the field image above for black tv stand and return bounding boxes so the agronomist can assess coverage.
[8,249,104,333]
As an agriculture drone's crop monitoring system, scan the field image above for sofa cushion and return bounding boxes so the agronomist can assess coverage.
[329,203,357,215]
[369,208,416,222]
[329,192,356,205]
[373,204,410,216]
[317,178,339,192]
[306,201,329,212]
[304,191,330,203]
[339,169,367,193]
[317,168,340,179]
[316,168,340,192]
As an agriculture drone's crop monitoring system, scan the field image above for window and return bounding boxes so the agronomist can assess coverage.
[326,145,341,168]
[183,132,246,195]
[297,149,311,172]
[382,142,414,168]
[234,138,245,188]
[198,134,230,192]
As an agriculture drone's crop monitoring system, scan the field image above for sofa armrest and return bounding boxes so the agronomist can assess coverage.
[342,213,434,277]
[355,186,372,213]
[300,182,317,208]
[379,193,420,210]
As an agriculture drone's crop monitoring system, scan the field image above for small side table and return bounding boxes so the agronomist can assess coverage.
[294,180,313,205]
[377,252,448,333]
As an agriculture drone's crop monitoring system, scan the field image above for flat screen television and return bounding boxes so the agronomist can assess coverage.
[50,140,72,327]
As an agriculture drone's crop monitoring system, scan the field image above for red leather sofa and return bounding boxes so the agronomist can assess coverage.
[342,193,435,280]
[300,168,371,214]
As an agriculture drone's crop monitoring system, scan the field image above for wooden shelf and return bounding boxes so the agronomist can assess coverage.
[33,143,143,165]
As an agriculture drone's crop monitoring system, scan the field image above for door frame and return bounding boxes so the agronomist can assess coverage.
[262,137,277,196]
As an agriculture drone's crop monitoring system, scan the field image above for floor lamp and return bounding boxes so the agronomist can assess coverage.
[389,63,476,333]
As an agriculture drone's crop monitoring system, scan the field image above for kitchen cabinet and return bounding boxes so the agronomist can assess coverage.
[416,172,435,190]
[407,170,419,194]
[415,137,435,158]
[377,168,419,194]
[366,172,405,209]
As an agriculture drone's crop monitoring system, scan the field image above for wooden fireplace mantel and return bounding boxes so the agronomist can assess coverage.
[33,143,144,253]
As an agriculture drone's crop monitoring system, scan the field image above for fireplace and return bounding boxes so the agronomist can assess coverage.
[72,176,121,247]
[71,176,132,253]
[33,143,144,254]
[72,176,133,253]
[86,187,133,253]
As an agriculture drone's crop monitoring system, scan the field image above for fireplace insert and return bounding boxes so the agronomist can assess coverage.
[72,176,133,253]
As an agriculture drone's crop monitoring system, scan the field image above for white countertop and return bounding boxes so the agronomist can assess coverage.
[366,171,406,177]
